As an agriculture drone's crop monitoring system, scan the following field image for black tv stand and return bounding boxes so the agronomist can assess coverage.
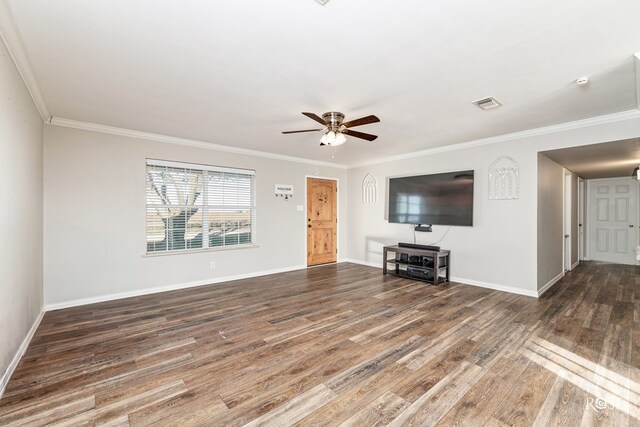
[383,245,450,285]
[398,242,441,251]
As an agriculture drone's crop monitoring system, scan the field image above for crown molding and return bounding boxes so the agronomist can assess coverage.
[48,117,349,169]
[0,1,50,121]
[51,109,640,170]
[350,109,640,169]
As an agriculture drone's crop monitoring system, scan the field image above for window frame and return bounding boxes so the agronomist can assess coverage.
[145,158,257,256]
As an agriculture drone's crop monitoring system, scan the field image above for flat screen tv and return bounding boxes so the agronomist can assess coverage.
[388,170,474,226]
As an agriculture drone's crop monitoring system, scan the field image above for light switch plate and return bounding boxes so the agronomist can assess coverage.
[297,205,304,212]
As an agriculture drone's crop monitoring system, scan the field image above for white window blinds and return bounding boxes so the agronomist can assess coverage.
[146,159,256,253]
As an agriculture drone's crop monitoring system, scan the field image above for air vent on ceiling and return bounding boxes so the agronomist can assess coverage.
[473,97,502,110]
[314,0,330,4]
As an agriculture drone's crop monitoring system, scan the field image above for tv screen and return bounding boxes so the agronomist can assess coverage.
[388,170,474,226]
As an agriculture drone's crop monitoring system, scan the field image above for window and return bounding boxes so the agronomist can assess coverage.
[146,159,256,253]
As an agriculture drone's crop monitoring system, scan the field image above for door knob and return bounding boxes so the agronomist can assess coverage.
[629,225,634,228]
[565,234,570,238]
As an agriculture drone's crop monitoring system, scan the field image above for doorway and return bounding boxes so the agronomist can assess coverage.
[587,177,638,265]
[578,178,585,260]
[306,177,337,266]
[564,172,572,271]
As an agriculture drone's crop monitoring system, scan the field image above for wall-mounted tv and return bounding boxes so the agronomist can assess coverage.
[388,170,474,226]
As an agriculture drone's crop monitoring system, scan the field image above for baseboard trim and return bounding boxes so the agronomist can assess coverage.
[538,272,565,297]
[341,258,381,269]
[571,261,580,270]
[342,258,538,297]
[0,308,45,399]
[450,276,539,298]
[45,264,308,311]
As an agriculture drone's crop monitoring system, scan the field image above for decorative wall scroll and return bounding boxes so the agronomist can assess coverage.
[489,156,519,200]
[362,173,378,204]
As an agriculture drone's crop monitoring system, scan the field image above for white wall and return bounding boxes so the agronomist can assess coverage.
[0,38,43,390]
[43,125,348,306]
[347,113,640,296]
[537,154,564,289]
[41,112,640,304]
[348,139,537,295]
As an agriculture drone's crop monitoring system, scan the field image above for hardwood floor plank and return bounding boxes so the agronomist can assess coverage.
[339,391,409,427]
[491,351,557,426]
[435,354,532,426]
[1,262,639,425]
[295,363,412,426]
[242,384,337,427]
[53,380,187,426]
[0,396,95,427]
[532,377,587,427]
[325,335,426,395]
[583,304,613,331]
[387,361,485,426]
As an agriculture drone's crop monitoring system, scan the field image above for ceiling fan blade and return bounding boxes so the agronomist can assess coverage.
[302,112,327,125]
[282,128,324,134]
[342,115,380,128]
[344,129,378,141]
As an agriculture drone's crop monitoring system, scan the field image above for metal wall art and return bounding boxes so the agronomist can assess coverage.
[362,173,377,204]
[489,155,519,200]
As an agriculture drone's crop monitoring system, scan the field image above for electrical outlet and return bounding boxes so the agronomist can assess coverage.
[210,261,216,269]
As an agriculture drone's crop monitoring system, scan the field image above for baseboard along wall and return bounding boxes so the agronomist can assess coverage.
[342,258,539,298]
[0,309,46,399]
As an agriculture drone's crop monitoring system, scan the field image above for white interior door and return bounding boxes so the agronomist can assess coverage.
[588,178,637,265]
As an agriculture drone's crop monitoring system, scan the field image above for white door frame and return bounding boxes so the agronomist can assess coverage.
[563,171,572,271]
[586,177,639,265]
[578,177,585,260]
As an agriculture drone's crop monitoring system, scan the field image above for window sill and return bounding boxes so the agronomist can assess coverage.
[142,244,259,257]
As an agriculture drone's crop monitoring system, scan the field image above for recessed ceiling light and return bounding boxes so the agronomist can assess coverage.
[314,0,330,5]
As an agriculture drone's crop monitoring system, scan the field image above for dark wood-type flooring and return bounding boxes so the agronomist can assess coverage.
[1,261,639,426]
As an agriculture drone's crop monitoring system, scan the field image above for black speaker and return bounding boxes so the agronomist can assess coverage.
[396,253,409,262]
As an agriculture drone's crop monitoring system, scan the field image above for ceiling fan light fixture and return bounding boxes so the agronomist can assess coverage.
[323,131,336,145]
[284,111,380,145]
[332,133,347,146]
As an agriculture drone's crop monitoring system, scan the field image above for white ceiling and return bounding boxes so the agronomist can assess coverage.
[542,138,640,179]
[5,0,640,166]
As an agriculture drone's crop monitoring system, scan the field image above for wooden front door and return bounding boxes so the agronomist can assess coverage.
[307,178,337,266]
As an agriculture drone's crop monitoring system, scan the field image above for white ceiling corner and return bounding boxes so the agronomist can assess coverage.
[4,0,640,167]
[542,137,640,179]
[349,109,640,168]
[0,0,49,121]
[48,117,349,169]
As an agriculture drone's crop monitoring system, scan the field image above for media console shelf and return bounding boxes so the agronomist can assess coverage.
[382,245,450,285]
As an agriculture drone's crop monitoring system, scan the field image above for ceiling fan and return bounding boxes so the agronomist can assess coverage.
[282,112,380,146]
